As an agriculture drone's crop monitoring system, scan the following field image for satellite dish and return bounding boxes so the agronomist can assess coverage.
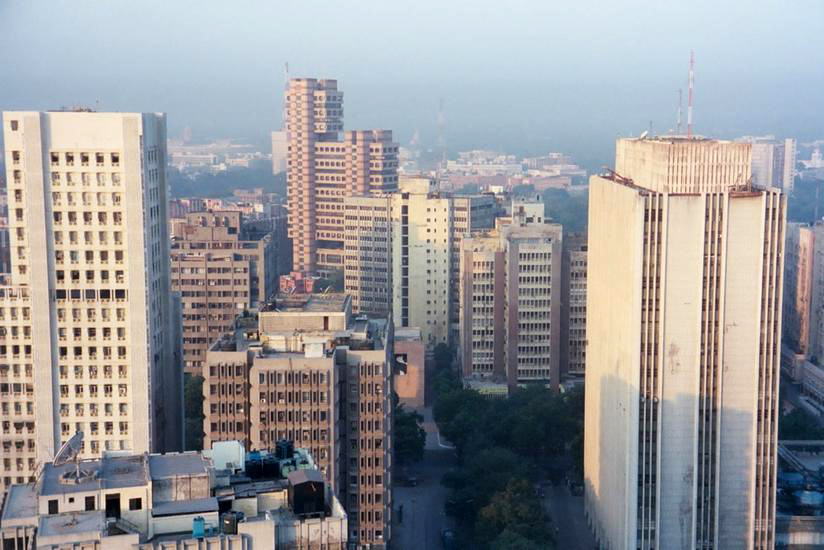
[54,432,84,466]
[639,130,649,140]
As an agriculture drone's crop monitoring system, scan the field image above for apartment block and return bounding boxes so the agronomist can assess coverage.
[585,137,784,549]
[561,232,587,377]
[170,210,275,374]
[784,223,815,358]
[343,177,496,347]
[203,293,393,548]
[285,78,398,275]
[0,111,181,491]
[459,213,563,388]
[0,441,348,550]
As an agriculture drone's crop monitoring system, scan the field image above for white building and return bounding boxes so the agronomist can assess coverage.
[738,135,797,192]
[0,111,181,491]
[0,442,347,550]
[271,130,287,174]
[585,137,784,549]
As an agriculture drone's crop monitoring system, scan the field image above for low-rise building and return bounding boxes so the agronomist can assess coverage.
[0,440,347,550]
[393,327,425,410]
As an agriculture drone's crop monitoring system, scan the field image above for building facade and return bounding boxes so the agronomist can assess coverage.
[170,210,274,374]
[203,294,392,548]
[0,111,181,491]
[459,216,563,388]
[561,232,588,377]
[738,135,797,192]
[585,137,784,549]
[783,223,815,357]
[285,78,398,275]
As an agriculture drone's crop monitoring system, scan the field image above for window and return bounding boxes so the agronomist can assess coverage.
[48,499,58,514]
[10,120,18,131]
[128,497,142,511]
[85,496,95,511]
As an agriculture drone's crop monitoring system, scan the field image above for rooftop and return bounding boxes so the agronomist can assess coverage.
[1,483,37,523]
[261,293,349,314]
[40,454,149,496]
[38,510,106,538]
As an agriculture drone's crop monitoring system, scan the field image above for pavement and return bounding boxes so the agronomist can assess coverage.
[392,406,456,550]
[544,482,597,549]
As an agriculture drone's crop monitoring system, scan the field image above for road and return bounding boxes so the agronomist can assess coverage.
[392,406,456,550]
[544,482,596,549]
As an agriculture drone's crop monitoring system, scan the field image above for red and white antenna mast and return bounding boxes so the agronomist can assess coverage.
[677,89,683,134]
[687,50,694,138]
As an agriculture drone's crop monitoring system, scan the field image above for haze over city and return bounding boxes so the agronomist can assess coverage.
[2,0,823,169]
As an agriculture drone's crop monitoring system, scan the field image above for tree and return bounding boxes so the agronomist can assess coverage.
[476,479,552,547]
[184,374,205,451]
[394,405,426,466]
[490,529,547,550]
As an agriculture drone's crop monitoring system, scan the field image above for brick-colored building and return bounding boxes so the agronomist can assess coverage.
[170,210,275,374]
[203,293,393,548]
[285,78,399,275]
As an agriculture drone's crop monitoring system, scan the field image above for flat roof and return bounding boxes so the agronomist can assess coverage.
[1,483,37,523]
[40,455,148,495]
[149,452,210,479]
[261,293,349,314]
[152,497,218,517]
[38,510,105,538]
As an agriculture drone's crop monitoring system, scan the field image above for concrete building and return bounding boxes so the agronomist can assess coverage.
[0,111,181,492]
[393,327,425,410]
[784,223,815,358]
[561,232,587,378]
[585,137,784,549]
[0,441,348,550]
[342,176,497,347]
[285,78,398,275]
[170,210,275,375]
[271,130,287,174]
[203,294,392,548]
[737,135,797,192]
[459,213,563,388]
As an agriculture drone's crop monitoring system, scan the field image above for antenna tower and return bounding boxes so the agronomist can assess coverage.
[687,51,694,138]
[677,89,682,134]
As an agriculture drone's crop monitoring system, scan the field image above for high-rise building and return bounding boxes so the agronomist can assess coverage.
[783,223,815,357]
[0,111,181,490]
[170,210,275,374]
[203,293,393,548]
[458,212,563,388]
[561,232,588,377]
[585,137,784,549]
[805,222,824,366]
[285,78,398,275]
[738,135,797,192]
[342,176,497,347]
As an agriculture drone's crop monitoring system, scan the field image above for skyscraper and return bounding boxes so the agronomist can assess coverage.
[284,78,398,275]
[585,137,784,549]
[0,111,180,490]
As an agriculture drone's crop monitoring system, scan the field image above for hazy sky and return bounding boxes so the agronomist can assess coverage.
[2,0,823,169]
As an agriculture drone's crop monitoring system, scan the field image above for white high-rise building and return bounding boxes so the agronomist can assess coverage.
[585,137,784,550]
[0,111,181,491]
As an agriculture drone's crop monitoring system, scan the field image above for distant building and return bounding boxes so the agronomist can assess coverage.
[585,137,783,549]
[285,78,398,275]
[0,111,181,492]
[458,207,563,388]
[203,293,392,548]
[737,135,797,192]
[342,176,497,347]
[784,223,815,358]
[561,232,588,378]
[271,130,287,174]
[0,441,348,550]
[170,210,275,375]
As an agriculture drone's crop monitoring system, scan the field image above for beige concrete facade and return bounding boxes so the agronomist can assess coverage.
[0,111,180,491]
[393,327,425,410]
[783,223,814,356]
[459,218,563,388]
[585,138,784,550]
[203,294,392,548]
[561,232,587,377]
[170,211,274,374]
[343,178,496,348]
[285,78,398,275]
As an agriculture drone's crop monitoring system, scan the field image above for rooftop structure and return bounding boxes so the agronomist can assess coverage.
[0,441,347,550]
